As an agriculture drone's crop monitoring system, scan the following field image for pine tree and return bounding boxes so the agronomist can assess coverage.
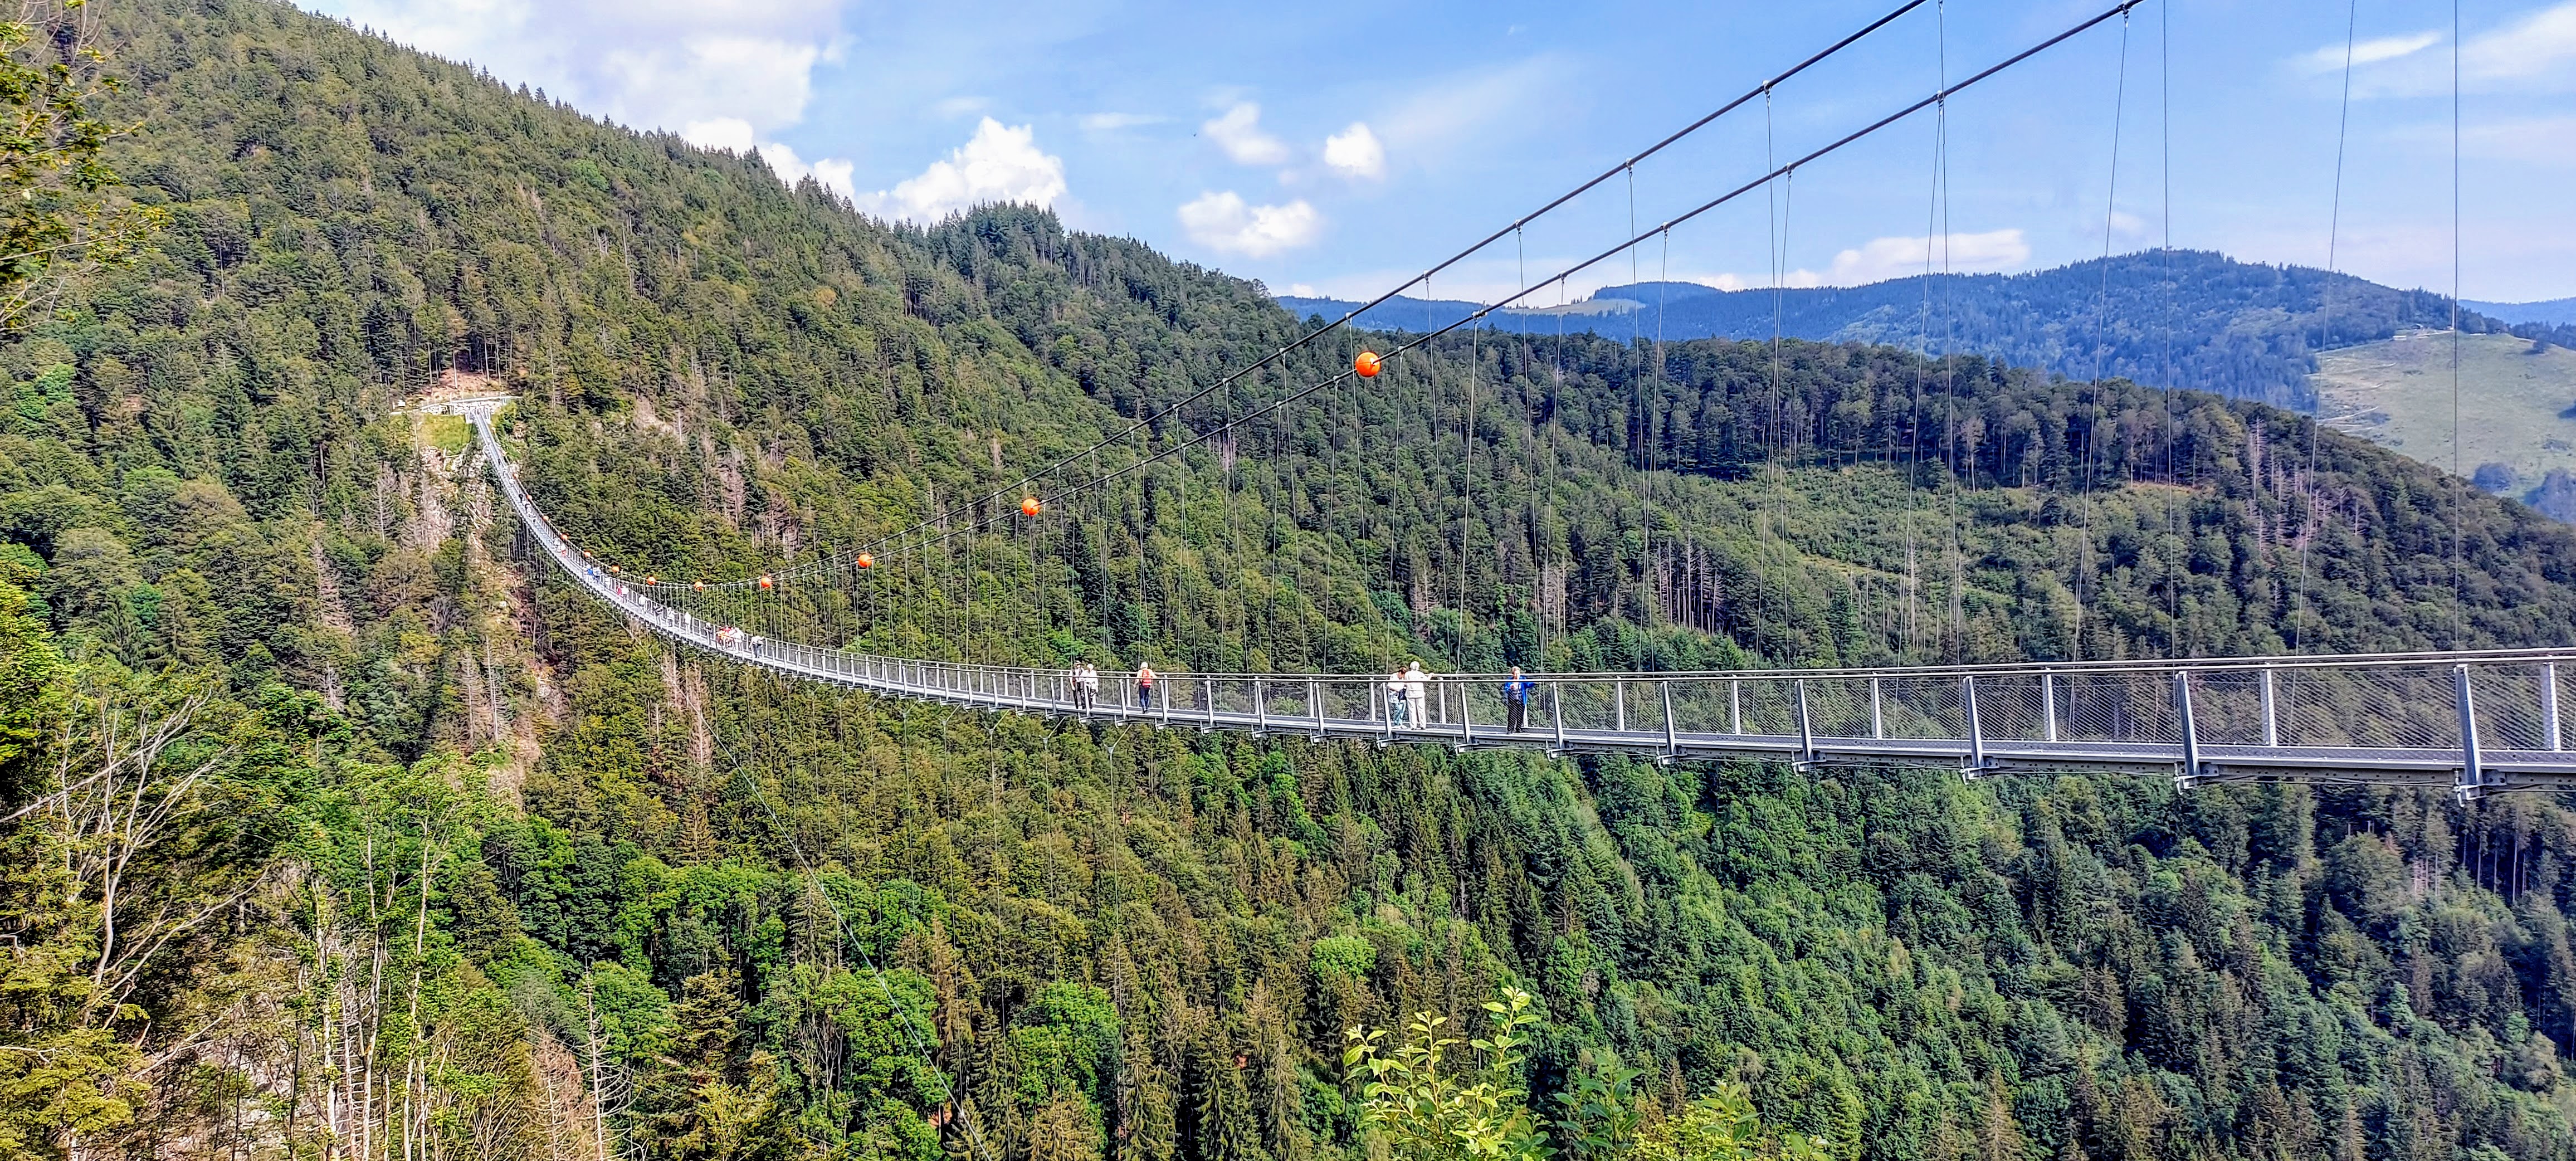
[1027,1092,1103,1161]
[1977,1072,2026,1161]
[1194,1040,1264,1161]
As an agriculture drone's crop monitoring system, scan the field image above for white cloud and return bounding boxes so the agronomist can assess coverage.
[321,0,846,135]
[1178,192,1321,257]
[2465,2,2576,84]
[867,118,1067,222]
[684,117,759,152]
[760,140,813,182]
[1757,229,2033,287]
[2298,31,2441,74]
[1080,112,1166,132]
[932,96,989,118]
[1202,103,1291,166]
[1838,228,2028,284]
[2354,31,2445,66]
[1323,122,1385,179]
[684,116,854,197]
[2345,2,2576,95]
[812,158,856,197]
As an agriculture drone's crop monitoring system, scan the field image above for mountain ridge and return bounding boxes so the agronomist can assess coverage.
[1279,250,2514,408]
[2467,296,2576,328]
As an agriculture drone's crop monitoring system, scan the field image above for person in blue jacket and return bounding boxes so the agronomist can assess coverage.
[1503,666,1535,733]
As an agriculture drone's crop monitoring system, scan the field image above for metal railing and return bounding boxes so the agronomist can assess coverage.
[471,408,2576,798]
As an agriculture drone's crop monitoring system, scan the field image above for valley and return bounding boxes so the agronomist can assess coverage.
[2,3,2575,1160]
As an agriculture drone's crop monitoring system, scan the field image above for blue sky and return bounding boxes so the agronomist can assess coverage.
[311,0,2575,303]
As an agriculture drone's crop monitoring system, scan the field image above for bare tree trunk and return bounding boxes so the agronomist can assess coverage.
[403,827,436,1161]
[582,976,626,1161]
[320,910,342,1161]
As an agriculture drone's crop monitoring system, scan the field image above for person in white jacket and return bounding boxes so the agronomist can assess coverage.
[1404,662,1429,723]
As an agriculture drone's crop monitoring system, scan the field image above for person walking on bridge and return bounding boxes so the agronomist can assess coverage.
[1135,663,1157,709]
[1386,666,1411,727]
[1072,661,1097,711]
[1503,666,1534,733]
[1404,662,1429,724]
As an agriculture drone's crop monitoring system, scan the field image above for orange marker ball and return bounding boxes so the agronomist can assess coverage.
[694,580,705,591]
[758,574,774,589]
[1021,496,1042,517]
[1354,350,1382,378]
[855,553,874,569]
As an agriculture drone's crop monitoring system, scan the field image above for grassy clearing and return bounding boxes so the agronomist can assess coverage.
[2312,329,2576,490]
[417,412,470,455]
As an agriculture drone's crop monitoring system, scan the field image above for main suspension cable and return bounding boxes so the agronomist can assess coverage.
[2293,0,2359,655]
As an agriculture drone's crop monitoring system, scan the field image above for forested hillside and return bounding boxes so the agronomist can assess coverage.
[1281,251,2509,409]
[12,2,2576,1159]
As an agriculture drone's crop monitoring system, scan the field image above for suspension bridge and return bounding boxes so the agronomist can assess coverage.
[466,403,2576,799]
[457,0,2557,798]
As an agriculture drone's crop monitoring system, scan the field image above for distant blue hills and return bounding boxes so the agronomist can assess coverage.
[2464,297,2576,328]
[1278,250,2545,409]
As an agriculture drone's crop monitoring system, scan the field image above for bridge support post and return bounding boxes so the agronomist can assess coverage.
[2260,666,2279,748]
[2043,672,2058,743]
[1796,679,1815,768]
[1660,680,1677,763]
[1615,680,1626,733]
[2457,664,2486,801]
[1730,680,1743,736]
[1459,680,1474,751]
[1552,680,1567,752]
[1963,676,1987,779]
[1255,679,1267,736]
[2174,671,2202,787]
[1310,678,1325,738]
[1871,677,1883,740]
[2546,662,2563,752]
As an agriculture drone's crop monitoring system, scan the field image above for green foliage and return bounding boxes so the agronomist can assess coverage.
[418,411,470,455]
[1312,934,1376,981]
[1550,1050,1643,1161]
[776,962,944,1159]
[1012,982,1120,1104]
[1345,985,1552,1160]
[0,556,57,796]
[1337,988,1833,1161]
[1628,1084,1828,1161]
[0,2,163,326]
[642,969,785,1160]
